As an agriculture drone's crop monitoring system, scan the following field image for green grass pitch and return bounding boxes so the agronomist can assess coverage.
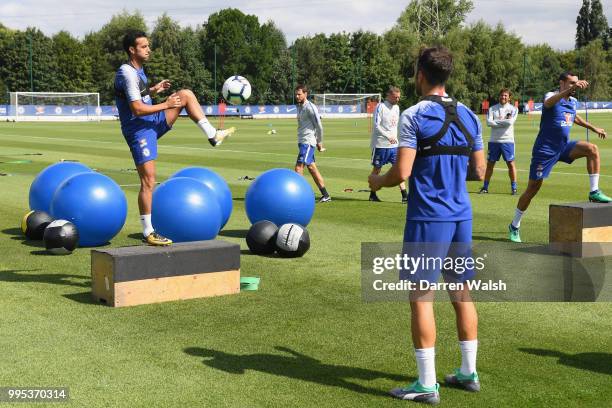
[0,114,611,407]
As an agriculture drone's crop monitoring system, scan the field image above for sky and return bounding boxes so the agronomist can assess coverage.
[0,0,611,50]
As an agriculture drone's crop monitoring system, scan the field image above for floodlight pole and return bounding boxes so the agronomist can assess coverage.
[28,33,33,93]
[521,51,526,107]
[291,47,297,105]
[585,96,589,142]
[214,43,217,103]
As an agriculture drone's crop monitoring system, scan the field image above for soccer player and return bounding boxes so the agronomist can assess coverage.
[294,84,331,203]
[369,46,485,404]
[508,72,609,243]
[369,86,408,203]
[479,88,518,195]
[114,30,235,246]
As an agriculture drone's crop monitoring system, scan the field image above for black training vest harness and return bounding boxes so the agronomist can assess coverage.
[114,63,150,100]
[416,95,475,157]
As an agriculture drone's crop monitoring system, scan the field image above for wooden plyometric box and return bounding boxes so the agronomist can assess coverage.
[549,202,612,257]
[91,240,240,307]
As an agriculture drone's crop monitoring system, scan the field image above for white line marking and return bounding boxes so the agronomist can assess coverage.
[1,131,612,177]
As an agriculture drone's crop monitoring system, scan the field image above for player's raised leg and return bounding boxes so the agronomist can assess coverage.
[164,89,235,146]
[567,141,611,203]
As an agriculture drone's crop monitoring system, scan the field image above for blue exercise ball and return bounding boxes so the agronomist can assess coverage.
[152,177,222,243]
[170,167,233,229]
[29,162,92,213]
[245,168,315,226]
[50,172,127,247]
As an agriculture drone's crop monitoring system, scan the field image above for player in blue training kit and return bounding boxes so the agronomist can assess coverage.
[508,71,609,243]
[115,31,235,246]
[370,47,485,405]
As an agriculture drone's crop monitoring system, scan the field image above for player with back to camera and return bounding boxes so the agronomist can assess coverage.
[479,88,519,195]
[369,46,485,405]
[294,84,331,203]
[114,30,235,246]
[369,86,408,203]
[508,71,610,243]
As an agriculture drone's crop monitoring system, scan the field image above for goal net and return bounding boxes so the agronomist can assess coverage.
[9,92,101,122]
[312,93,381,118]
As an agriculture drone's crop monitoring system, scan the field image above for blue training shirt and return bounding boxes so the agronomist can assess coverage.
[399,98,483,222]
[114,63,155,136]
[533,91,577,157]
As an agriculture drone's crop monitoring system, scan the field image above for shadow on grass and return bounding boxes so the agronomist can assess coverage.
[127,233,144,241]
[471,235,509,243]
[184,346,409,397]
[519,348,612,375]
[239,249,280,258]
[2,227,45,248]
[3,227,22,237]
[63,291,99,305]
[219,229,248,239]
[0,269,90,288]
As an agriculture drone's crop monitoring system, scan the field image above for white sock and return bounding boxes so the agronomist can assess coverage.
[511,208,524,229]
[459,340,478,376]
[414,347,436,387]
[197,118,217,139]
[589,174,599,192]
[140,214,154,237]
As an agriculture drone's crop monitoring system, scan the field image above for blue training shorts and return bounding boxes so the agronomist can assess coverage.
[487,142,515,162]
[371,147,398,168]
[400,220,475,284]
[529,140,577,180]
[123,111,172,166]
[296,143,316,165]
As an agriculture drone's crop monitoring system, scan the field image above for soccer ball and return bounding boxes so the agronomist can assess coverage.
[222,75,251,105]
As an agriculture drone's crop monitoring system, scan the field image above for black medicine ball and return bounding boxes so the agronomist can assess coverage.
[275,223,310,258]
[246,220,278,255]
[21,210,54,240]
[43,220,79,255]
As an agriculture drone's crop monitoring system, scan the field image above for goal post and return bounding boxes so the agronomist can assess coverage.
[312,93,381,119]
[9,92,101,122]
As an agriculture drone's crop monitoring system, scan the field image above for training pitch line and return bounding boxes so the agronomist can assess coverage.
[0,131,611,179]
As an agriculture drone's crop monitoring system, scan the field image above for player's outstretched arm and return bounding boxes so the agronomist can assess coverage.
[543,80,588,109]
[574,115,607,139]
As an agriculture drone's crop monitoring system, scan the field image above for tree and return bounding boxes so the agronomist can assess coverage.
[576,0,591,49]
[575,0,609,49]
[383,27,420,107]
[52,31,94,92]
[350,31,403,95]
[577,39,610,100]
[177,27,214,103]
[589,0,609,49]
[396,0,474,40]
[291,34,328,93]
[201,9,286,103]
[148,14,185,103]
